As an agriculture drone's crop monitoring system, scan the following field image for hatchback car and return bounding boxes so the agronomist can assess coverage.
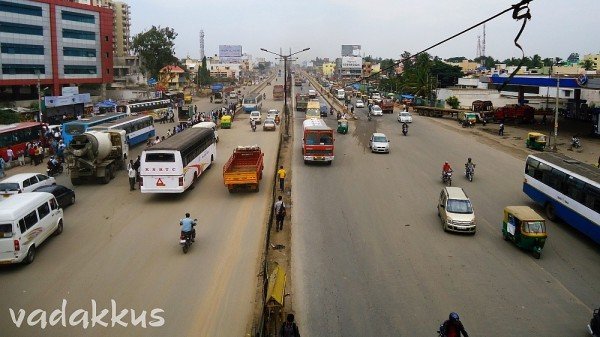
[34,184,75,208]
[355,100,365,108]
[268,109,280,118]
[0,173,56,198]
[398,111,413,123]
[250,110,262,124]
[263,118,276,131]
[369,133,390,153]
[437,187,477,234]
[371,105,383,116]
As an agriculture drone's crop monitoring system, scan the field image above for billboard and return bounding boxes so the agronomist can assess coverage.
[341,56,362,70]
[219,45,242,62]
[341,45,361,57]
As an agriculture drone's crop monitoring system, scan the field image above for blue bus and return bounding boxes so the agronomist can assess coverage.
[89,115,155,147]
[242,94,263,113]
[524,153,600,244]
[61,113,127,145]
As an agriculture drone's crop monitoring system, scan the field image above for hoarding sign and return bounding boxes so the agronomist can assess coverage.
[341,56,362,69]
[219,45,242,58]
[62,86,79,96]
[341,45,361,57]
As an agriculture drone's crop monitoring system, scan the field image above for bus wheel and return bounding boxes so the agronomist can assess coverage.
[545,203,556,221]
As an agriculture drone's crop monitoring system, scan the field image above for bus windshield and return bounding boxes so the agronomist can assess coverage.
[305,132,333,145]
[145,153,175,162]
[243,98,256,104]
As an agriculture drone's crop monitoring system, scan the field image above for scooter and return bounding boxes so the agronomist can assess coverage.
[442,171,452,186]
[571,137,582,149]
[180,219,197,254]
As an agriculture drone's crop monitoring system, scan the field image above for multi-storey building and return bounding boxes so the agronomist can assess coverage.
[0,0,113,96]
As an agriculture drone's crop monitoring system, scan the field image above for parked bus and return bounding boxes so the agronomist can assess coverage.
[242,94,263,113]
[306,100,321,119]
[0,122,45,161]
[61,113,127,146]
[117,99,171,119]
[302,119,334,165]
[89,115,155,147]
[524,152,600,244]
[139,128,216,193]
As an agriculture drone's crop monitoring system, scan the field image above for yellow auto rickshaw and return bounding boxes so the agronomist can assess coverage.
[525,132,547,151]
[220,115,232,129]
[501,206,547,259]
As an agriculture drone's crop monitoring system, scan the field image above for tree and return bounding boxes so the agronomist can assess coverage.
[531,54,543,68]
[430,60,463,87]
[132,26,178,79]
[474,56,498,69]
[446,96,460,109]
[380,58,396,78]
[445,56,467,63]
[582,59,595,71]
[197,56,212,85]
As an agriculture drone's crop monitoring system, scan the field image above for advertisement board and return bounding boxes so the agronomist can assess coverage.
[341,45,361,57]
[61,86,79,96]
[44,94,91,107]
[219,45,242,58]
[341,56,362,69]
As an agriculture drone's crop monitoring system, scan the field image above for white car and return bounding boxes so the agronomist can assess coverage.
[250,110,262,124]
[268,109,280,118]
[397,111,413,123]
[355,100,365,108]
[371,105,383,116]
[369,133,390,153]
[0,173,57,198]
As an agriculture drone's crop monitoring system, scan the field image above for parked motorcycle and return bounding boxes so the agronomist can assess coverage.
[180,219,197,254]
[465,164,475,182]
[571,136,582,150]
[442,171,452,186]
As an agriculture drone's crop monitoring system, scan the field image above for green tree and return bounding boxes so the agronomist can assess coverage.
[402,53,434,98]
[446,96,460,109]
[0,108,20,124]
[132,26,178,79]
[445,56,467,63]
[582,59,595,71]
[542,58,554,67]
[379,58,396,78]
[531,54,543,68]
[430,60,463,87]
[197,56,212,85]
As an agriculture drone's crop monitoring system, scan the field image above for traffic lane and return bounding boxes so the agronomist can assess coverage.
[0,95,279,336]
[291,112,597,336]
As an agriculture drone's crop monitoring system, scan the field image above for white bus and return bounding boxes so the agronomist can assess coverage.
[524,152,600,244]
[336,89,345,100]
[242,94,263,113]
[89,115,155,147]
[140,128,216,193]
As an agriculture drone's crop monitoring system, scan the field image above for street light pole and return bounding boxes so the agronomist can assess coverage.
[260,47,310,139]
[552,71,560,151]
[36,70,42,122]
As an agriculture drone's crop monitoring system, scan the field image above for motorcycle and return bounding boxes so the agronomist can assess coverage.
[251,123,256,132]
[589,307,600,336]
[46,161,63,177]
[180,219,197,254]
[465,164,475,182]
[442,171,452,186]
[402,124,408,136]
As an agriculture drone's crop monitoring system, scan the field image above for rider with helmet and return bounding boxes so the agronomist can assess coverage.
[440,312,469,337]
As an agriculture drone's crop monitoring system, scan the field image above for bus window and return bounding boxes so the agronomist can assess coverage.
[145,153,175,162]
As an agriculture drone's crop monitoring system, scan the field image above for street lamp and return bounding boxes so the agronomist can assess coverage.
[260,47,310,138]
[551,58,562,151]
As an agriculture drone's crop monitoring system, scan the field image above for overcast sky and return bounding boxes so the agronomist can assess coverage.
[127,0,600,63]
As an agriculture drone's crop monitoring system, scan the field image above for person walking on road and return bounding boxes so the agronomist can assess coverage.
[6,147,13,162]
[274,196,286,231]
[277,165,286,191]
[128,166,136,191]
[279,313,300,337]
[498,122,505,136]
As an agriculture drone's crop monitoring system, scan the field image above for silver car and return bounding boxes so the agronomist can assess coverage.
[263,118,276,131]
[369,133,390,153]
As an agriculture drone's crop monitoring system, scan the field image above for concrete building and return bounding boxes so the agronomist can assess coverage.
[322,62,335,77]
[0,0,114,97]
[583,53,600,71]
[159,65,185,89]
[447,60,480,74]
[210,63,242,79]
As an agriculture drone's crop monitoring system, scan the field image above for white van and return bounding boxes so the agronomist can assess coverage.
[0,173,56,197]
[192,121,219,142]
[250,111,262,124]
[0,192,64,264]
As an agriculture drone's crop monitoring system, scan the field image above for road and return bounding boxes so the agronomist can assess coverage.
[291,83,600,336]
[0,85,279,336]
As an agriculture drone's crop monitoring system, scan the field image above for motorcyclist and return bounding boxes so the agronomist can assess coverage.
[180,213,196,242]
[250,119,257,131]
[442,161,453,177]
[440,312,469,337]
[47,156,60,172]
[402,122,408,134]
[465,158,475,174]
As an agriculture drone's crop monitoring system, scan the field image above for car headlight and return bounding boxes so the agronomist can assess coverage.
[446,219,453,225]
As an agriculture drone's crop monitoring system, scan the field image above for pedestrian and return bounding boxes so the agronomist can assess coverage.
[0,156,5,178]
[128,166,136,191]
[34,145,42,166]
[499,122,504,136]
[154,136,160,145]
[279,313,300,337]
[133,155,141,187]
[167,129,172,138]
[6,147,13,162]
[127,159,134,171]
[597,155,600,168]
[274,196,286,231]
[17,150,25,166]
[277,165,286,191]
[28,145,36,165]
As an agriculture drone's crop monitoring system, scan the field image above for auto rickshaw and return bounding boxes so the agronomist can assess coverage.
[501,206,547,259]
[337,119,348,134]
[220,115,232,129]
[525,132,547,151]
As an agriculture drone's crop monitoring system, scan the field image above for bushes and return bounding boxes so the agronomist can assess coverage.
[446,96,460,109]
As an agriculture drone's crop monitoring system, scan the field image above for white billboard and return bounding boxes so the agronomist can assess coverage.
[341,56,362,70]
[219,45,242,58]
[341,45,361,57]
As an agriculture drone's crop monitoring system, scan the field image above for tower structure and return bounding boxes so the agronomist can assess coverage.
[199,30,205,60]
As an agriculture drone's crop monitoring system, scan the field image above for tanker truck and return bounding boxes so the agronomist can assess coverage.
[65,130,128,185]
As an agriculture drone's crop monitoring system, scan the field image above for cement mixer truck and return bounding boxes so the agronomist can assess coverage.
[65,130,128,185]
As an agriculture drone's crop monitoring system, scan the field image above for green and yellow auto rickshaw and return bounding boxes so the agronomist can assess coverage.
[337,118,348,134]
[502,206,547,259]
[525,132,547,151]
[220,115,232,129]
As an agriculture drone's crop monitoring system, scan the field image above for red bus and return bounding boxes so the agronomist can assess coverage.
[0,122,46,161]
[302,119,334,165]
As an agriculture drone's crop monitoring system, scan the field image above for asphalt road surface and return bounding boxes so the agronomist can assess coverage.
[291,83,600,336]
[0,85,280,337]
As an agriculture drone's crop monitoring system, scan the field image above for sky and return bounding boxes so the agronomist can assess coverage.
[126,0,600,63]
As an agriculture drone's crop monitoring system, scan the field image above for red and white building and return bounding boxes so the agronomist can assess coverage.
[0,0,113,96]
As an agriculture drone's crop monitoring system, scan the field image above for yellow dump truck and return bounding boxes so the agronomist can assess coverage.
[223,146,264,193]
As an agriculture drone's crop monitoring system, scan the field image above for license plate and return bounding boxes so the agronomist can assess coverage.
[2,194,10,198]
[315,156,324,160]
